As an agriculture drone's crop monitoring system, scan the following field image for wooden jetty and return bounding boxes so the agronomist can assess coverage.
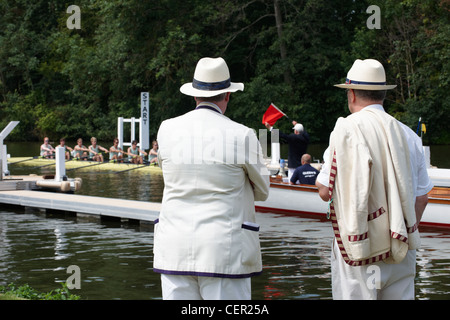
[0,189,160,224]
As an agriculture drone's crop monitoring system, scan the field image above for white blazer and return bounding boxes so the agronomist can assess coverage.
[154,103,270,278]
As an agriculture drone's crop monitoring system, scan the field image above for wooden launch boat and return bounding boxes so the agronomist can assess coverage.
[255,175,450,229]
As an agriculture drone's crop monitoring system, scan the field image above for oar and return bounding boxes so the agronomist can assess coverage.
[8,156,38,165]
[31,157,76,169]
[114,164,147,174]
[31,158,59,169]
[66,160,109,172]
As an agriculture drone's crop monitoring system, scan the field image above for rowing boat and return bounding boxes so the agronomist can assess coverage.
[7,157,162,174]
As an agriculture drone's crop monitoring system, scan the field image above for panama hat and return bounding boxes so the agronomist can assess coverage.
[180,57,244,97]
[334,59,396,90]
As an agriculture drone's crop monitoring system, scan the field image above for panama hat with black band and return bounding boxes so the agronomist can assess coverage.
[334,59,396,91]
[180,57,244,97]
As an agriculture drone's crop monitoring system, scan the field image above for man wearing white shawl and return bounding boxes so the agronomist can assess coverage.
[316,59,433,299]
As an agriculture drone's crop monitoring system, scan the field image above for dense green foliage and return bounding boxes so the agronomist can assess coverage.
[0,282,81,300]
[0,0,448,144]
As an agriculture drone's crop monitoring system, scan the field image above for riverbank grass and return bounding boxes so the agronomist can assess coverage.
[0,283,80,300]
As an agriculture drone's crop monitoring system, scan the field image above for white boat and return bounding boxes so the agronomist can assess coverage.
[255,174,450,230]
[256,143,450,229]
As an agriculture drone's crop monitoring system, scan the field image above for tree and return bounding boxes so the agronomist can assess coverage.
[0,0,447,145]
[351,0,450,143]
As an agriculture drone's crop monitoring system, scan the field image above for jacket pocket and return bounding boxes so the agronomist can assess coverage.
[240,221,261,268]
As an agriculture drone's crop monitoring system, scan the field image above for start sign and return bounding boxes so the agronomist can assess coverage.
[140,92,150,150]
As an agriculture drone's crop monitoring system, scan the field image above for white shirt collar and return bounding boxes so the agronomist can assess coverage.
[195,102,223,114]
[365,104,385,112]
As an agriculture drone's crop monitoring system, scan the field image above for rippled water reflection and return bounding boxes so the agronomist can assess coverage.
[0,209,157,300]
[1,164,449,300]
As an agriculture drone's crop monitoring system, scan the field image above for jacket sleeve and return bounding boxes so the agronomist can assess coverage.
[243,128,270,201]
[156,121,166,171]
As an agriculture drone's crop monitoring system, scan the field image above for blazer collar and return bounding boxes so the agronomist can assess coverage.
[195,102,222,114]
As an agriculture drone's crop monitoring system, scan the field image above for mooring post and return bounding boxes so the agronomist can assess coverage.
[55,147,66,182]
[0,121,20,178]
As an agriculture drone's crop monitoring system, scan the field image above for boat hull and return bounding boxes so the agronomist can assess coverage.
[256,179,450,229]
[8,157,162,173]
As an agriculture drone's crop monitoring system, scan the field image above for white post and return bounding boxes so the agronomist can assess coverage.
[270,142,280,166]
[130,117,136,143]
[0,121,19,177]
[55,147,66,182]
[1,145,8,177]
[138,118,142,147]
[118,117,124,150]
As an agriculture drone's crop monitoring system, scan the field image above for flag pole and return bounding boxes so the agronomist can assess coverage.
[272,103,290,121]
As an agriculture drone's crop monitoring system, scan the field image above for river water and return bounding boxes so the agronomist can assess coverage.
[0,142,449,300]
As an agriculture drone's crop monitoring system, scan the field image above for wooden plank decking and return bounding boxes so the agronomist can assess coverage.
[0,189,160,223]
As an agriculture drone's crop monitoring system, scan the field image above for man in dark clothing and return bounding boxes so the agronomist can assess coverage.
[290,154,319,185]
[265,120,310,179]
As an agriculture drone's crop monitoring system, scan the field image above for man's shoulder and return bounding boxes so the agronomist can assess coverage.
[160,110,194,125]
[396,119,418,139]
[158,110,252,137]
[297,164,319,172]
[306,163,319,172]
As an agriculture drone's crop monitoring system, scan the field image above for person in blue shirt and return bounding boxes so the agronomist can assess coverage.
[290,154,319,185]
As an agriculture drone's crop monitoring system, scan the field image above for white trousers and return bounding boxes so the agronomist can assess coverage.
[161,274,251,300]
[331,239,416,300]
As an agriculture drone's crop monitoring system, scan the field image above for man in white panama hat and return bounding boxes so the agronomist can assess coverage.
[316,59,433,299]
[154,57,270,300]
[265,120,310,180]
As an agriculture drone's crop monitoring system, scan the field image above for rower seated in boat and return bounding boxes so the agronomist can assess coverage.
[149,140,158,164]
[89,137,109,162]
[127,140,148,164]
[109,138,124,162]
[40,137,55,159]
[73,138,90,160]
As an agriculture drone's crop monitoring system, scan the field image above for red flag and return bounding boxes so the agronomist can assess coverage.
[262,103,286,126]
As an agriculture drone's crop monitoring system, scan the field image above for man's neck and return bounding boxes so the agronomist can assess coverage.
[196,101,223,114]
[351,101,384,113]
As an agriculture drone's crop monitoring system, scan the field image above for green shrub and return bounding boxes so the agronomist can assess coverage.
[0,282,81,300]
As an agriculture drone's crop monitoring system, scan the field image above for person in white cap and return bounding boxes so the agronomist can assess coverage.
[316,59,433,300]
[264,120,310,179]
[154,57,270,300]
